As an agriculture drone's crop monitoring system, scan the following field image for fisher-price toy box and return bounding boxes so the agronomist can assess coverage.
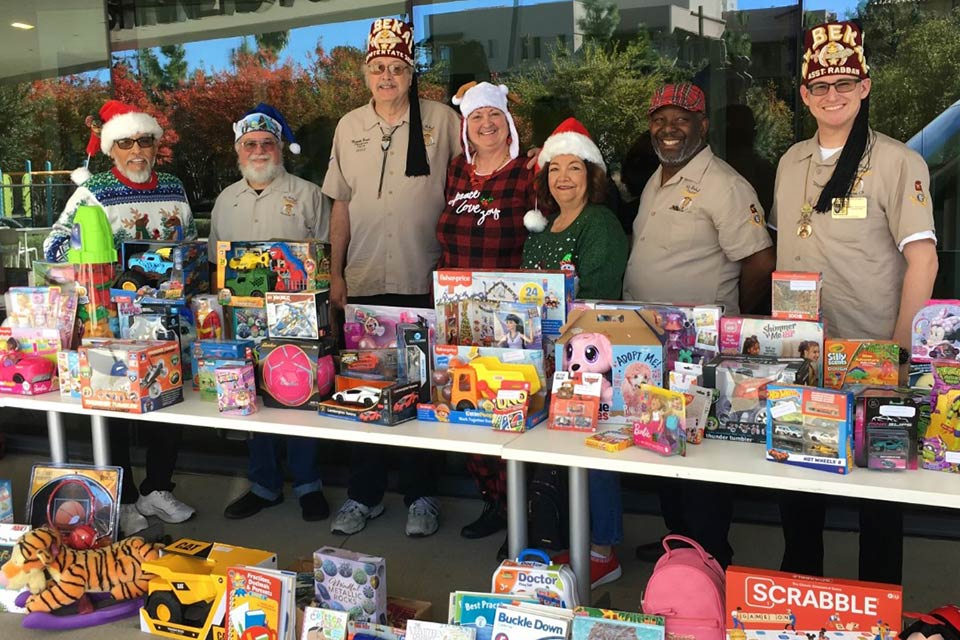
[553,309,665,426]
[765,384,854,474]
[216,239,330,308]
[313,546,387,623]
[725,566,902,640]
[79,340,183,413]
[823,340,899,389]
[418,345,547,428]
[720,316,824,385]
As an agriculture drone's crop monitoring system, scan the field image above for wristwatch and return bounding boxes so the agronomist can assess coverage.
[898,347,910,365]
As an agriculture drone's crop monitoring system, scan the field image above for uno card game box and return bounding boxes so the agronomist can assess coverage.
[725,566,902,640]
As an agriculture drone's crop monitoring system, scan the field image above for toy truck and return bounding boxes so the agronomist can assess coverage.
[449,356,541,411]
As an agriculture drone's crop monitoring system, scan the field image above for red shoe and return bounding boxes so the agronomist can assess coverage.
[552,550,622,588]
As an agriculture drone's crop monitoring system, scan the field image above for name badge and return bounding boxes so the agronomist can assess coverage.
[831,196,867,219]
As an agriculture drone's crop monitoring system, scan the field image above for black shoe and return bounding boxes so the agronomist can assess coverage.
[636,539,667,562]
[497,536,509,561]
[224,491,283,519]
[300,491,330,522]
[461,501,507,539]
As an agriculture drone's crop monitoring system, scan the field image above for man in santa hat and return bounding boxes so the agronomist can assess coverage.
[43,99,197,262]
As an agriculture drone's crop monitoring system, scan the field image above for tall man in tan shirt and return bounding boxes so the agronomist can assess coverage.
[322,18,461,539]
[623,83,776,567]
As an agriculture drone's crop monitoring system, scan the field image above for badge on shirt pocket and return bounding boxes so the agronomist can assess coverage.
[281,195,297,216]
[423,124,435,147]
[831,196,867,219]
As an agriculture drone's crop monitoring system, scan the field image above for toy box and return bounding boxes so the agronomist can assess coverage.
[704,355,810,443]
[344,304,437,350]
[771,271,821,321]
[215,364,257,415]
[0,327,60,395]
[198,357,253,401]
[191,339,256,390]
[266,290,330,340]
[548,371,602,431]
[854,391,919,470]
[313,546,387,623]
[256,338,335,410]
[571,613,664,640]
[140,538,276,640]
[216,239,330,307]
[491,550,580,608]
[0,523,31,613]
[319,376,420,426]
[911,300,960,363]
[116,240,209,301]
[765,385,854,474]
[922,387,960,472]
[418,345,547,428]
[584,427,634,451]
[57,350,82,399]
[231,306,269,342]
[192,294,224,340]
[399,321,432,403]
[433,269,574,339]
[32,261,119,339]
[823,340,899,389]
[720,316,824,385]
[725,565,902,640]
[554,309,666,426]
[632,384,686,456]
[340,348,406,381]
[79,340,183,412]
[116,296,182,343]
[4,284,79,350]
[0,480,12,523]
[26,463,122,544]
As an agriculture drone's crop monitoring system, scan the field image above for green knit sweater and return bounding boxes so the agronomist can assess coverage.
[521,203,628,299]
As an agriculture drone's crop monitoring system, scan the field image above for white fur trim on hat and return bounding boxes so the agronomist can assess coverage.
[71,166,92,186]
[524,208,548,232]
[99,112,163,155]
[454,82,519,164]
[537,131,605,172]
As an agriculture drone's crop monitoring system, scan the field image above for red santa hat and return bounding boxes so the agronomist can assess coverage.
[72,100,163,185]
[524,117,605,232]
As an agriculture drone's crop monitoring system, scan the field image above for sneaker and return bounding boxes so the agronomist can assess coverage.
[405,497,440,538]
[460,500,507,539]
[552,550,622,588]
[330,499,384,535]
[120,504,148,537]
[136,490,196,524]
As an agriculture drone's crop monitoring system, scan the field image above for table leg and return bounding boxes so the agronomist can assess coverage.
[46,411,66,463]
[569,466,590,606]
[506,459,527,559]
[91,414,111,466]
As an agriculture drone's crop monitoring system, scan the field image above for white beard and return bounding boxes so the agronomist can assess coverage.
[115,161,153,183]
[240,158,284,185]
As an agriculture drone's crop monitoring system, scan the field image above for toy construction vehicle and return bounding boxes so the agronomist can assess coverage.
[139,538,275,640]
[449,356,541,411]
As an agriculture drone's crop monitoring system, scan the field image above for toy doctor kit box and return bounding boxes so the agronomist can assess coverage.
[725,566,902,640]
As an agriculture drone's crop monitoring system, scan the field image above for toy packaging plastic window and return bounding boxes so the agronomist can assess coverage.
[548,371,602,432]
[632,384,686,456]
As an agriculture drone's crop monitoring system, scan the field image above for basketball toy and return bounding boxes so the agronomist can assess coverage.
[261,344,316,407]
[54,500,87,527]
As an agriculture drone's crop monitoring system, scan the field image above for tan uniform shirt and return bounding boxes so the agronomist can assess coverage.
[322,99,461,296]
[208,170,329,260]
[770,131,936,340]
[622,146,772,314]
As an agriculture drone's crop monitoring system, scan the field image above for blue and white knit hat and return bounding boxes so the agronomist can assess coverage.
[233,103,301,154]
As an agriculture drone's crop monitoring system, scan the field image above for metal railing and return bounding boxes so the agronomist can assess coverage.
[0,161,77,228]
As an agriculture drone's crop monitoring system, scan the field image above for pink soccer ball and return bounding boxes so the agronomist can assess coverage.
[261,344,316,407]
[317,354,335,398]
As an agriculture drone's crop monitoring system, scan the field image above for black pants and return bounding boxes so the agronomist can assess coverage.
[109,418,181,504]
[779,492,904,584]
[347,443,441,508]
[659,478,735,568]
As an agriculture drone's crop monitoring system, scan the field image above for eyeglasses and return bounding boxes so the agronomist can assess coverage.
[114,136,156,150]
[240,139,278,152]
[807,78,861,97]
[366,62,410,76]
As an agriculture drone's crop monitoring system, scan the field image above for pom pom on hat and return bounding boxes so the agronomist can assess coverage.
[524,207,548,232]
[234,103,301,154]
[71,166,92,186]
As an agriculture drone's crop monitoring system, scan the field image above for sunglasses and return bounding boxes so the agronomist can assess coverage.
[807,78,861,97]
[367,62,410,76]
[240,139,278,152]
[114,136,156,150]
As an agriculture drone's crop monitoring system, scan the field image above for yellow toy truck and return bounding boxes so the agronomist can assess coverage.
[450,356,542,411]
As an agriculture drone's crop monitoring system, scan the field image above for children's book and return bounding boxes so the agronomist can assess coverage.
[490,603,574,640]
[226,565,297,640]
[448,591,538,640]
[406,620,476,640]
[348,621,406,640]
[301,606,350,640]
[571,607,666,640]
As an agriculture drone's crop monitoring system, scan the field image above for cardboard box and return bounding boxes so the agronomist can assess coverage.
[823,340,899,389]
[215,364,257,415]
[854,391,919,470]
[57,350,82,400]
[216,239,329,308]
[386,596,431,629]
[191,339,256,390]
[0,480,12,523]
[115,240,209,302]
[313,546,386,623]
[725,565,902,640]
[910,300,960,363]
[771,271,822,321]
[765,385,854,474]
[319,376,420,425]
[256,338,335,411]
[266,290,330,340]
[79,340,183,412]
[720,316,824,385]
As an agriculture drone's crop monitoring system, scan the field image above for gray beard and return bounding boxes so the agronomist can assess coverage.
[654,140,704,167]
[239,160,284,185]
[115,162,153,183]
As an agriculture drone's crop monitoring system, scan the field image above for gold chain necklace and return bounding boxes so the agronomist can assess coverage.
[798,157,815,239]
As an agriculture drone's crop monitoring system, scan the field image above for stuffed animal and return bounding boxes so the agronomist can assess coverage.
[564,331,613,404]
[0,526,162,613]
[902,606,960,640]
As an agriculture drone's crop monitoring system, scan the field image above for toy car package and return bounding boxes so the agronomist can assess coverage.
[765,385,854,474]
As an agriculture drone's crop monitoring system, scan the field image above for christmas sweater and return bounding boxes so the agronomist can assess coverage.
[44,168,196,262]
[437,154,535,269]
[521,203,628,299]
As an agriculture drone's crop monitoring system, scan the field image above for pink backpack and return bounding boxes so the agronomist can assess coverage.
[641,535,726,640]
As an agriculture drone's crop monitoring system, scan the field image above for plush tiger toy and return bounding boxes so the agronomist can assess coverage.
[0,527,162,612]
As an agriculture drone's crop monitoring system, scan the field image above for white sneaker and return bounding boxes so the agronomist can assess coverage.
[120,504,148,536]
[136,490,196,524]
[405,497,440,538]
[330,499,384,535]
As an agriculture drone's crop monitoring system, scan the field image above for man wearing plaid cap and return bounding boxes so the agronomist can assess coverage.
[623,82,776,567]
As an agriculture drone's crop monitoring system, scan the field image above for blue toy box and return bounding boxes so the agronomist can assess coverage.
[191,339,256,390]
[116,240,209,301]
[765,384,854,474]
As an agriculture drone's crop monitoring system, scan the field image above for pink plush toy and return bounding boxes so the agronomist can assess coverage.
[563,332,614,405]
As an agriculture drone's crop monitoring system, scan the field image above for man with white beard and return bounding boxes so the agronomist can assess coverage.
[44,99,197,262]
[207,103,328,262]
[212,103,332,523]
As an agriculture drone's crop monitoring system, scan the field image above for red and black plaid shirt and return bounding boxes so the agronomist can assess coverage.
[436,154,536,269]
